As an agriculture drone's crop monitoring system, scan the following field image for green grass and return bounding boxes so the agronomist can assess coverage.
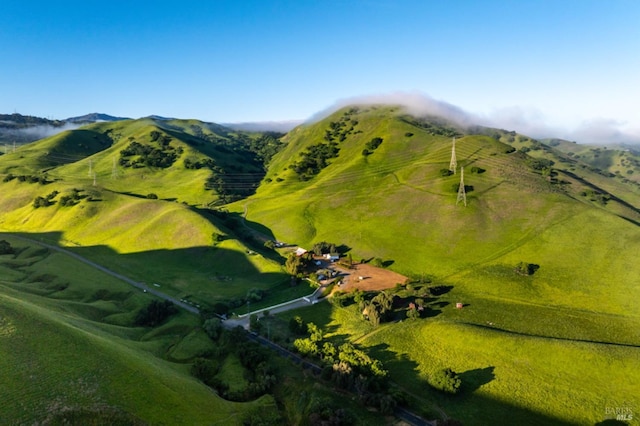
[0,236,275,424]
[281,301,639,425]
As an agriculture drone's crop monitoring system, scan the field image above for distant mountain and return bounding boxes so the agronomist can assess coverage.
[65,113,130,123]
[222,120,303,132]
[145,115,174,121]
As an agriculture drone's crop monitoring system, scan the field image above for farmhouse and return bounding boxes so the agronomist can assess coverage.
[295,247,308,256]
[324,253,339,261]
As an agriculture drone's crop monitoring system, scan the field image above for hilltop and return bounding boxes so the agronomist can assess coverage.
[1,104,639,424]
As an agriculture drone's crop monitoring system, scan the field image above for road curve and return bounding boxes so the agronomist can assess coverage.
[2,232,436,426]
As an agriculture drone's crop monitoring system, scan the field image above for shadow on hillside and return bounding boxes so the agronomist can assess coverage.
[361,340,574,425]
[189,207,285,264]
[2,230,290,308]
[458,366,495,393]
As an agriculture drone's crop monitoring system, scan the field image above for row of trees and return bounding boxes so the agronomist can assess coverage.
[292,322,400,413]
[3,173,51,184]
[33,190,59,208]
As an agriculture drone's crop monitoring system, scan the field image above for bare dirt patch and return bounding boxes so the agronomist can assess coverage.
[336,263,408,293]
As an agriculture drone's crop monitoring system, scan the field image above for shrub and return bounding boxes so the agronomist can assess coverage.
[134,300,178,326]
[430,368,461,394]
[0,240,14,255]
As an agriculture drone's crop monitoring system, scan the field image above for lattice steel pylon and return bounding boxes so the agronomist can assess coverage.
[449,137,457,174]
[456,166,467,206]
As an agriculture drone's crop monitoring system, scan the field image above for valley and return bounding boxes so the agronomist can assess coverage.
[0,106,638,425]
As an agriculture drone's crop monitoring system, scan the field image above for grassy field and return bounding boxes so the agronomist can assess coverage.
[277,301,639,425]
[2,105,639,424]
[0,235,273,424]
[241,106,640,424]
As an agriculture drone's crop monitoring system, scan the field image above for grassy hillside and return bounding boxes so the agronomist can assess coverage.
[0,234,273,424]
[0,118,297,308]
[233,105,640,424]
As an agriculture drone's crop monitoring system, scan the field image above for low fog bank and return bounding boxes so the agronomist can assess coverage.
[310,91,640,146]
[0,122,82,144]
[222,120,303,133]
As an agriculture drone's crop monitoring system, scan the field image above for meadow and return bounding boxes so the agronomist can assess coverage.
[0,234,274,424]
[1,106,639,424]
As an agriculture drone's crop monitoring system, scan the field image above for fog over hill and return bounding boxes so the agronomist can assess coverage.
[314,92,640,145]
[2,92,639,145]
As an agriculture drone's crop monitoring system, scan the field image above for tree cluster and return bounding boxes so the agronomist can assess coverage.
[429,368,462,394]
[291,110,360,180]
[3,174,51,184]
[514,262,540,276]
[119,134,182,168]
[401,116,461,137]
[58,188,85,207]
[33,190,59,208]
[0,240,14,255]
[312,241,339,256]
[291,141,340,180]
[360,291,395,327]
[194,325,279,403]
[362,137,383,156]
[293,322,402,414]
[134,299,178,327]
[285,252,312,276]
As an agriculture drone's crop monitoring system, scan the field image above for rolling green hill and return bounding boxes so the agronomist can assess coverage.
[0,234,275,424]
[2,105,639,424]
[0,118,292,309]
[230,105,640,424]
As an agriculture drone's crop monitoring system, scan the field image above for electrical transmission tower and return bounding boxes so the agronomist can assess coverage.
[456,167,467,206]
[449,137,457,174]
[88,159,93,177]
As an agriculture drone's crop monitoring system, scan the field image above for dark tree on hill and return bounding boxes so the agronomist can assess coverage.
[515,262,539,276]
[0,240,14,255]
[430,368,462,394]
[135,300,178,327]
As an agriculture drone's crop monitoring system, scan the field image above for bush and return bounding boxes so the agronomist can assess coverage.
[146,193,158,199]
[0,240,14,255]
[515,261,539,276]
[430,368,461,394]
[134,300,178,326]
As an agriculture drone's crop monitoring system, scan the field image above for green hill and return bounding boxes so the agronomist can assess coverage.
[2,105,639,424]
[0,234,274,424]
[230,105,640,424]
[0,118,292,309]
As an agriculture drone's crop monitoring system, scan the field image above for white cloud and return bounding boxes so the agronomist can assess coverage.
[308,91,640,145]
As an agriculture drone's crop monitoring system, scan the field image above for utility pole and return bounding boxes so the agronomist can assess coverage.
[449,137,457,175]
[92,172,97,187]
[456,167,467,207]
[88,159,93,177]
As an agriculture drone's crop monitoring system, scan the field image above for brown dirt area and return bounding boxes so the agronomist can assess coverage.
[335,263,408,293]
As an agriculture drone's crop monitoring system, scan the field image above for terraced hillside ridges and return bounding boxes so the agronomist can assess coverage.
[0,182,288,308]
[0,235,274,424]
[236,106,639,277]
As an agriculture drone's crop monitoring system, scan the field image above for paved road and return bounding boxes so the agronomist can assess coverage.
[3,232,436,426]
[2,233,199,314]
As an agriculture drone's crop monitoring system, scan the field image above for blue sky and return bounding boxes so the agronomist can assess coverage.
[1,0,639,142]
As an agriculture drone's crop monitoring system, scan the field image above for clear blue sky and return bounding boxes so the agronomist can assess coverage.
[1,0,639,141]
